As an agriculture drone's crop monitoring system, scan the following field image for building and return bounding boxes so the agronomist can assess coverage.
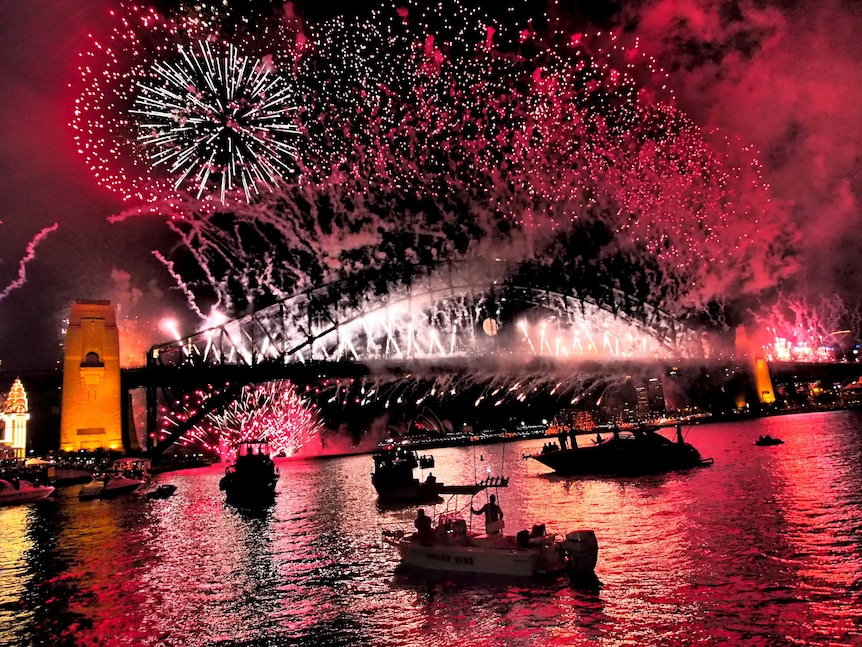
[1,378,29,458]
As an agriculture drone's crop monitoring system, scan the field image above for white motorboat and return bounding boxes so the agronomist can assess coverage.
[0,479,55,506]
[79,457,149,500]
[385,515,598,579]
[78,477,105,500]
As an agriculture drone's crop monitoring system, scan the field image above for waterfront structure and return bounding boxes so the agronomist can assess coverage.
[736,326,776,406]
[1,378,29,458]
[60,300,123,451]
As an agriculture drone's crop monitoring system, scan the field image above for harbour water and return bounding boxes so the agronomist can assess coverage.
[2,410,861,646]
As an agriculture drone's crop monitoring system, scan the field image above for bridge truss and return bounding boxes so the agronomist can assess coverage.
[142,259,707,454]
[149,259,697,370]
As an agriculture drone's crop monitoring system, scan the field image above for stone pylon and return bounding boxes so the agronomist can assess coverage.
[60,300,123,451]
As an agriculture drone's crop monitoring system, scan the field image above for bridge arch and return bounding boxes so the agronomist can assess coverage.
[149,259,697,371]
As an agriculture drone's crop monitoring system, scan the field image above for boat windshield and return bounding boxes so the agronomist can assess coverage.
[238,442,271,457]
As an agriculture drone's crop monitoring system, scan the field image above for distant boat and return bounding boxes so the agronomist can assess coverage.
[372,445,440,502]
[528,425,713,476]
[755,435,784,446]
[0,479,55,506]
[79,457,149,500]
[372,443,508,504]
[219,441,279,507]
[144,484,177,500]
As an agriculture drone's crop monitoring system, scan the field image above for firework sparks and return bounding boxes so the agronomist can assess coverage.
[0,224,59,303]
[176,381,323,459]
[71,2,303,207]
[73,1,798,334]
[132,41,299,202]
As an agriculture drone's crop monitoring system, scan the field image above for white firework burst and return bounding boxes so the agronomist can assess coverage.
[131,40,300,203]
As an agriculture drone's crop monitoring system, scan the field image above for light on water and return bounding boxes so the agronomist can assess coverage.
[2,411,861,646]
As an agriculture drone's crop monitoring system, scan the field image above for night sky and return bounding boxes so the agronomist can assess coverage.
[1,0,861,372]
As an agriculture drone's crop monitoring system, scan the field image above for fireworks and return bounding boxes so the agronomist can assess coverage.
[174,381,323,458]
[70,2,303,206]
[72,1,798,327]
[132,41,299,202]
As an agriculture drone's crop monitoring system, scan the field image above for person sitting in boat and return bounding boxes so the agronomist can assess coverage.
[471,494,504,533]
[414,509,435,546]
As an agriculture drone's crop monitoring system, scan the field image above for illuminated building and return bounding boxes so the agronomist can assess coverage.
[1,378,30,458]
[736,326,776,406]
[60,300,123,451]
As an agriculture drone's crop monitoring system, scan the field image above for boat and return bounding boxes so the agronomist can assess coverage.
[372,444,441,502]
[755,435,784,446]
[0,478,55,506]
[78,478,105,500]
[79,457,150,500]
[372,443,509,503]
[385,513,598,579]
[219,440,279,506]
[528,425,713,476]
[144,484,177,499]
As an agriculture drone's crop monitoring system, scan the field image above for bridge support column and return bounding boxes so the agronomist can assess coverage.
[60,300,124,452]
[736,326,775,407]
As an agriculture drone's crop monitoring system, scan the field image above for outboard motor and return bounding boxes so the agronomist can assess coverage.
[562,530,599,574]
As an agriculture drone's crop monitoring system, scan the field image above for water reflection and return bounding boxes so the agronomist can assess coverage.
[0,412,861,645]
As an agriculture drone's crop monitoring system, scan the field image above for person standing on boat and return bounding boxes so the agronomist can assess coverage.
[472,494,504,533]
[676,425,685,445]
[415,509,435,545]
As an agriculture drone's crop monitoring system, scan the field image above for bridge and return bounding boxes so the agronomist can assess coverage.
[135,259,712,454]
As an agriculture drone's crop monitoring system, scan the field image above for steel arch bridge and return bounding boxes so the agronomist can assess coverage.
[141,259,702,454]
[149,259,691,370]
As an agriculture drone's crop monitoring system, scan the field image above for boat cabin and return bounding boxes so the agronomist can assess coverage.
[236,441,272,458]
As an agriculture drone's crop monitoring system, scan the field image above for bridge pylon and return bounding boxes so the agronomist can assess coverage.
[60,300,124,451]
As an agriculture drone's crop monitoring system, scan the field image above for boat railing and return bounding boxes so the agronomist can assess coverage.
[437,475,508,496]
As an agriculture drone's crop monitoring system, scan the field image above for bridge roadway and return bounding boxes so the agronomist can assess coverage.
[5,359,859,456]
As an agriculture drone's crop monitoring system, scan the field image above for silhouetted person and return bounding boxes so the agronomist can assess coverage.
[472,494,504,533]
[676,425,685,445]
[415,509,435,545]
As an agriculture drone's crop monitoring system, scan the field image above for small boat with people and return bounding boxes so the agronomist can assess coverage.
[219,440,279,506]
[528,424,713,477]
[0,478,55,506]
[385,512,598,580]
[372,443,441,502]
[372,442,509,504]
[755,434,784,446]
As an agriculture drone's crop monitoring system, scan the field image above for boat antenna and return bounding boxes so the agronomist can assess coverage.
[473,442,478,485]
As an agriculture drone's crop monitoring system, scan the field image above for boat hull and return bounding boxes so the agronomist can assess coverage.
[398,540,541,577]
[393,530,598,578]
[79,476,144,500]
[0,481,55,506]
[101,478,144,498]
[532,433,711,476]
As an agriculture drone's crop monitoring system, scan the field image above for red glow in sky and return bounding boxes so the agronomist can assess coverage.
[0,0,860,370]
